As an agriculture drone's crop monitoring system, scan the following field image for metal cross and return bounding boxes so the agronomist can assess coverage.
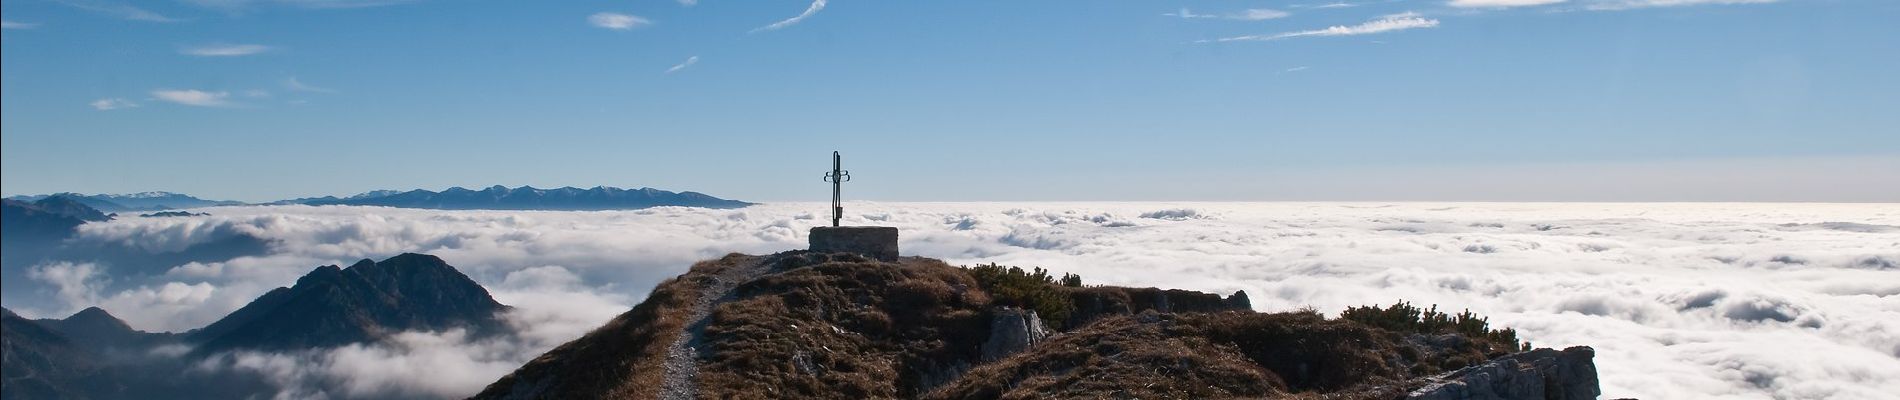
[822,151,850,227]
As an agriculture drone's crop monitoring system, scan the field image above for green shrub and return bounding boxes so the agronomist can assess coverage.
[964,263,1076,327]
[1339,301,1529,352]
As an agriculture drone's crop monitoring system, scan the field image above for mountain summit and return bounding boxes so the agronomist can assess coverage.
[474,251,1599,399]
[188,253,509,353]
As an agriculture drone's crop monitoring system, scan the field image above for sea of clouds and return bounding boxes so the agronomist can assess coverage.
[10,202,1899,399]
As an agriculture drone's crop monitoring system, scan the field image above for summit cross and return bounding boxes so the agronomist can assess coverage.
[823,151,850,227]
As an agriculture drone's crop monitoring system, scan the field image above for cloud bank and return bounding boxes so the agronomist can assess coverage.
[8,202,1897,398]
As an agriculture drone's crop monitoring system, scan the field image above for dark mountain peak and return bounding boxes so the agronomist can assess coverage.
[296,264,348,286]
[189,254,507,354]
[31,306,175,353]
[370,252,450,269]
[62,307,132,332]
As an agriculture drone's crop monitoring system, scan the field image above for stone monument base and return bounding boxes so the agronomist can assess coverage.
[809,226,899,261]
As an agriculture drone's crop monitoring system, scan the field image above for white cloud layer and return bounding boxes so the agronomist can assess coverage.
[181,44,274,57]
[587,12,650,30]
[751,0,827,33]
[1,20,38,29]
[9,202,1898,399]
[1212,12,1440,42]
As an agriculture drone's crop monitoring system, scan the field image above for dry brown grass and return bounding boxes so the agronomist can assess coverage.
[925,313,1286,400]
[694,254,995,398]
[474,252,1530,400]
[470,254,758,400]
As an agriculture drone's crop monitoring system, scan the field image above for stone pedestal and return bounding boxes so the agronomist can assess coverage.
[809,226,899,261]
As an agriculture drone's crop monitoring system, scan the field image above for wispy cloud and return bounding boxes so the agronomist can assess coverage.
[587,12,650,30]
[284,77,337,93]
[182,44,274,56]
[1298,2,1360,9]
[1585,0,1776,10]
[665,56,700,74]
[1,20,39,29]
[54,0,181,22]
[677,0,698,6]
[1284,66,1312,73]
[751,0,827,33]
[90,98,138,110]
[1164,8,1291,21]
[181,0,422,11]
[151,89,234,107]
[1450,0,1568,7]
[1208,12,1440,42]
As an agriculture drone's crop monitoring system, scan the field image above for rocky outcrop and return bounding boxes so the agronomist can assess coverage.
[809,226,900,261]
[980,307,1047,361]
[1406,346,1600,400]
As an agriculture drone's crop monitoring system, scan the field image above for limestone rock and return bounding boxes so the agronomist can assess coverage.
[980,307,1048,361]
[1406,346,1600,400]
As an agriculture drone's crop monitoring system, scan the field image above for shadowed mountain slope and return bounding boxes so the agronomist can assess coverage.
[189,253,510,354]
[32,308,178,355]
[1,308,119,400]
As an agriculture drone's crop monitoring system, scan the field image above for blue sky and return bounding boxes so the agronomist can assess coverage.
[2,0,1896,202]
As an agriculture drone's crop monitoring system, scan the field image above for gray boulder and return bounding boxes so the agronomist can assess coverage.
[1406,346,1600,400]
[980,307,1048,361]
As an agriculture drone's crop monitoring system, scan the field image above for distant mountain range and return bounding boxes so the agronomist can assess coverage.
[5,192,242,212]
[2,253,510,399]
[7,185,751,212]
[293,185,751,210]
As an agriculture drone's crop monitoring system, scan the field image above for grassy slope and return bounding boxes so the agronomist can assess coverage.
[473,252,1527,399]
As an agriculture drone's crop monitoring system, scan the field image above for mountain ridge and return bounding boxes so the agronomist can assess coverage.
[4,192,240,212]
[297,185,751,210]
[11,185,751,211]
